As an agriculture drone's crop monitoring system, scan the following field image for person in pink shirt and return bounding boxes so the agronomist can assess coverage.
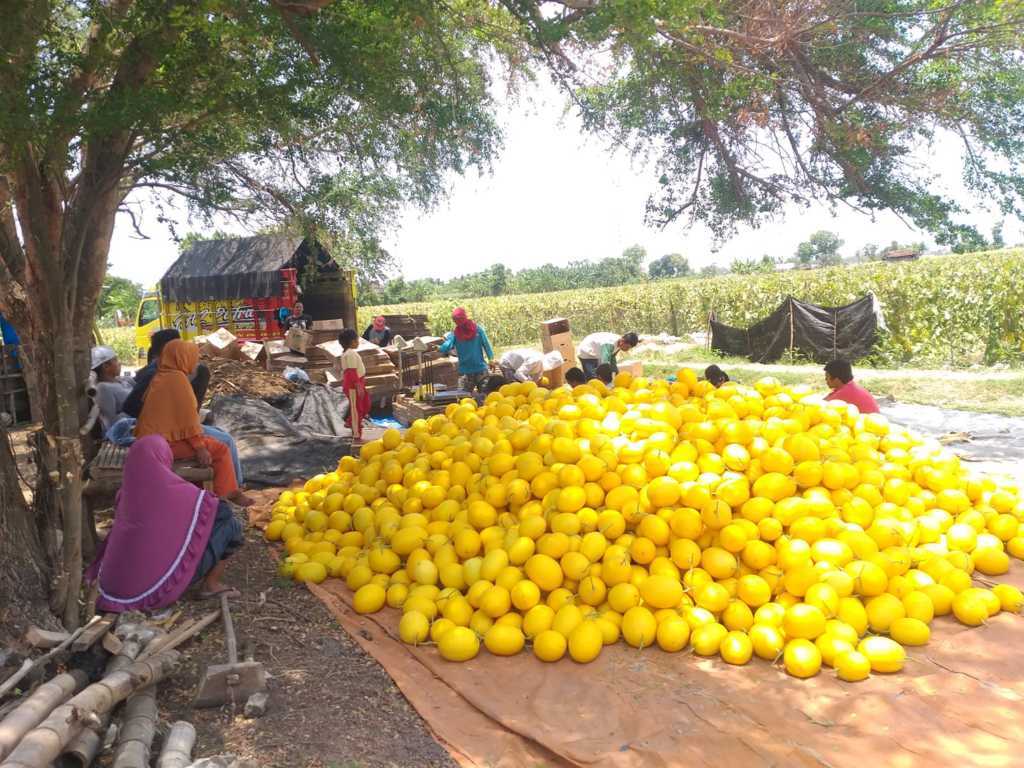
[823,359,880,414]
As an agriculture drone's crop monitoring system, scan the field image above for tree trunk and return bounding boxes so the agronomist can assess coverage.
[0,425,54,644]
[13,272,102,631]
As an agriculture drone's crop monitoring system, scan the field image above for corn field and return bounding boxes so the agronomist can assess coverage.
[359,249,1024,367]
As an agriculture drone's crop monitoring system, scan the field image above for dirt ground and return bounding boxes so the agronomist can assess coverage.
[158,516,456,768]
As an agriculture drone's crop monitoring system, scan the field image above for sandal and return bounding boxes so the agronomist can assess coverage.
[199,586,241,601]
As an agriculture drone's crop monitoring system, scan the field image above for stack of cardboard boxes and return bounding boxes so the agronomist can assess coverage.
[540,317,576,386]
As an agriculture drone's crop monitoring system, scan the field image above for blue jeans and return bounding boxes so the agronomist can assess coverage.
[106,419,244,485]
[191,500,244,585]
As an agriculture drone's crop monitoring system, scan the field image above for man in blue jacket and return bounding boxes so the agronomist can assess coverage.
[439,307,494,393]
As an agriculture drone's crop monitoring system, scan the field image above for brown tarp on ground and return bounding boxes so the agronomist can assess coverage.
[250,501,1024,768]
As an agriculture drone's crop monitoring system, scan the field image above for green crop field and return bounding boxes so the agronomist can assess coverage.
[358,249,1024,368]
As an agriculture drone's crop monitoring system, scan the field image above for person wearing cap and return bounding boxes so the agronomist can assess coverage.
[362,316,393,347]
[576,331,639,381]
[439,307,494,393]
[498,349,564,384]
[91,346,136,433]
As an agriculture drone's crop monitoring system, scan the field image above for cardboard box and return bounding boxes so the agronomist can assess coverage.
[617,359,644,377]
[200,327,240,359]
[311,319,346,331]
[540,321,577,383]
[239,341,263,362]
[286,327,311,354]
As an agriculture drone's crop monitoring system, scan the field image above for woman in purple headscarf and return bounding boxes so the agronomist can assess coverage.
[87,435,244,612]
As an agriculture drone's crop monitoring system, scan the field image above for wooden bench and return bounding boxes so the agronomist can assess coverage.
[81,443,215,562]
[86,442,215,492]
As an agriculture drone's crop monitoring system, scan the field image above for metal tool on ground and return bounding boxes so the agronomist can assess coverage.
[194,595,266,708]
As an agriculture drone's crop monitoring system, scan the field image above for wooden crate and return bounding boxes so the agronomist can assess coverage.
[392,393,447,425]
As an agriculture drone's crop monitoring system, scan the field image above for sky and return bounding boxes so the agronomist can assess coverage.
[108,76,1021,287]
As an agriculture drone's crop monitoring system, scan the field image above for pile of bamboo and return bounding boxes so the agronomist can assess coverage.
[0,611,239,768]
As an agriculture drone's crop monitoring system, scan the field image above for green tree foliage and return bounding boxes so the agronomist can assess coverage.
[649,253,690,279]
[502,1,1024,245]
[0,0,523,625]
[880,241,926,258]
[796,231,845,266]
[97,273,143,324]
[992,222,1006,249]
[730,254,776,274]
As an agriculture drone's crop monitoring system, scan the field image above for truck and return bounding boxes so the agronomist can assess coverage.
[135,235,357,365]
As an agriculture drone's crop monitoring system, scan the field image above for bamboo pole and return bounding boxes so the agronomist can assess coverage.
[0,672,87,760]
[110,685,157,768]
[138,609,219,662]
[155,722,196,768]
[0,617,100,701]
[0,651,178,768]
[58,644,140,768]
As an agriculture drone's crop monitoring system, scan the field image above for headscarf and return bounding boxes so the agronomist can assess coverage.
[372,315,387,331]
[452,307,477,342]
[88,435,219,613]
[134,339,202,442]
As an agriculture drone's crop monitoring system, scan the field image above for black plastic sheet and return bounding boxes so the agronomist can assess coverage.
[209,387,351,487]
[711,294,885,363]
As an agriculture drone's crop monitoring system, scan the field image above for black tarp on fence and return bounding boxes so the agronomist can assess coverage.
[710,294,885,363]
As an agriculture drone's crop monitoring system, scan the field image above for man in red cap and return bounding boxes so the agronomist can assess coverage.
[439,307,494,393]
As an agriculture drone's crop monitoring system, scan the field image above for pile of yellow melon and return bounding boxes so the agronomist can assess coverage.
[265,370,1023,681]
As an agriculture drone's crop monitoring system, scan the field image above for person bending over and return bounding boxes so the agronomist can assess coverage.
[594,363,615,385]
[135,340,253,506]
[824,358,879,414]
[577,331,638,381]
[497,349,564,384]
[564,367,586,388]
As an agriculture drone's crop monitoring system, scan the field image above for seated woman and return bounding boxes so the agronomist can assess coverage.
[91,346,135,433]
[87,435,244,610]
[135,339,253,506]
[114,328,243,486]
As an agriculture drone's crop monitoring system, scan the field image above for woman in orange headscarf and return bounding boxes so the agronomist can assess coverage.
[135,340,253,506]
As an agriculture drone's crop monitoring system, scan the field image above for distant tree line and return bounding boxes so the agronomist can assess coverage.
[362,245,708,304]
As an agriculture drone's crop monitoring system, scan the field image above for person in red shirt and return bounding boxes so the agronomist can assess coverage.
[823,359,880,414]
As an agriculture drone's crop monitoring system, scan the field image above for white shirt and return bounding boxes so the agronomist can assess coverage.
[499,349,544,382]
[576,332,620,361]
[341,348,365,377]
[95,378,134,432]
